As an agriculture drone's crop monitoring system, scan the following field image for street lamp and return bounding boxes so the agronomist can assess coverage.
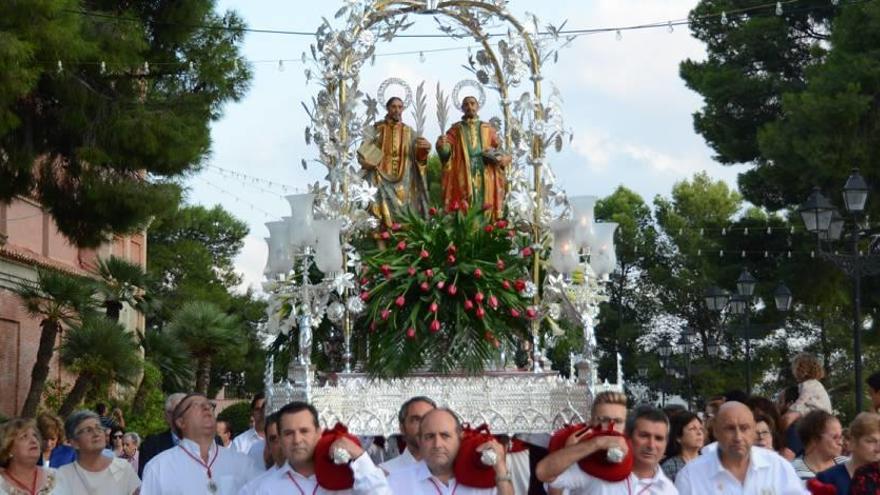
[774,283,793,313]
[704,286,730,312]
[658,342,673,406]
[800,169,880,412]
[706,337,720,358]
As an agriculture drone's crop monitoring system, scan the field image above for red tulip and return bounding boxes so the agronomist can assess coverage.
[429,302,438,313]
[475,306,486,319]
[510,308,521,318]
[447,244,458,255]
[521,247,533,257]
[507,229,516,238]
[396,240,407,251]
[484,225,494,233]
[461,200,469,212]
[447,254,456,265]
[419,249,429,259]
[526,307,538,319]
[420,281,430,292]
[495,219,508,229]
[447,284,458,296]
[483,203,493,212]
[464,299,474,311]
[474,268,483,279]
[381,309,391,320]
[483,330,494,342]
[380,231,391,240]
[380,264,391,274]
[359,277,368,286]
[428,207,437,216]
[474,292,485,303]
[406,327,416,339]
[488,295,499,309]
[429,320,441,333]
[360,291,370,301]
[407,266,416,276]
[496,259,506,270]
[448,200,460,212]
[391,222,401,231]
[514,279,526,292]
[395,295,406,307]
[502,280,511,290]
[369,321,377,332]
[437,280,446,290]
[425,269,434,278]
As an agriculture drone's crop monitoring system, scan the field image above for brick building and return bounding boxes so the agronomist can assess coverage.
[0,196,146,417]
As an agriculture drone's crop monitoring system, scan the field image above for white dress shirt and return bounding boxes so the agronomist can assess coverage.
[230,428,263,455]
[237,465,279,495]
[251,454,391,495]
[245,439,266,469]
[549,463,677,495]
[56,457,140,495]
[141,438,262,495]
[379,447,417,474]
[675,446,807,495]
[507,450,530,495]
[387,460,500,494]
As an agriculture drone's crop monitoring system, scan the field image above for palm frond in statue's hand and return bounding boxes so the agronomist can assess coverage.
[412,81,427,137]
[436,82,450,133]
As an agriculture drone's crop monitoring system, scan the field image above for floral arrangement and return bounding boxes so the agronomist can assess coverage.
[360,202,536,376]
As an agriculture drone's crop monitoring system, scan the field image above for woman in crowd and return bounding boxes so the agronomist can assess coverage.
[110,429,125,458]
[0,418,67,494]
[56,411,140,495]
[816,412,880,495]
[120,433,140,474]
[35,413,76,469]
[792,409,847,481]
[660,410,703,482]
[754,413,783,452]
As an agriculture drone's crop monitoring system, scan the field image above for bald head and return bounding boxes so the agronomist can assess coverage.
[714,401,756,461]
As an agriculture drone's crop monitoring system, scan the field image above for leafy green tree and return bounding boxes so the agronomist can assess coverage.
[132,330,194,411]
[0,0,251,246]
[168,301,244,394]
[13,269,96,416]
[92,255,147,321]
[57,316,142,417]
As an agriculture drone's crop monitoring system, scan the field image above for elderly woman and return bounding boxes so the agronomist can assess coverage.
[816,413,880,495]
[56,410,140,495]
[36,413,76,469]
[120,433,140,473]
[792,409,848,481]
[0,417,67,494]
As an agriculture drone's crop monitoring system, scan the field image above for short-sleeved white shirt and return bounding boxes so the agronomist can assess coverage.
[387,461,501,495]
[549,463,678,495]
[675,446,808,495]
[56,457,140,495]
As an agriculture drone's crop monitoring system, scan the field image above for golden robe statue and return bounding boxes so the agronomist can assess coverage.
[436,96,510,219]
[358,97,430,227]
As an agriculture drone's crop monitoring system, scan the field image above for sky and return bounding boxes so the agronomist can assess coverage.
[187,0,747,293]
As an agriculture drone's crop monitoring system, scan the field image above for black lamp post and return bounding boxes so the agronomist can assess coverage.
[705,269,792,396]
[678,329,695,410]
[799,169,879,412]
[658,342,673,406]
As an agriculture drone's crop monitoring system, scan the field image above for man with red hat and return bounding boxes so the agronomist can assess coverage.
[537,400,677,494]
[250,402,391,494]
[388,408,514,494]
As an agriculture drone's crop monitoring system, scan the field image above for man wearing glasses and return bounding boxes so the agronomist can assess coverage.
[141,393,261,495]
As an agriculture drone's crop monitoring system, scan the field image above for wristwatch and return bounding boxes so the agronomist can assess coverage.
[495,473,513,483]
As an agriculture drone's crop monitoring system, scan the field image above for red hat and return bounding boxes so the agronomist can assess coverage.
[453,424,498,488]
[806,479,837,495]
[314,423,362,490]
[548,422,634,482]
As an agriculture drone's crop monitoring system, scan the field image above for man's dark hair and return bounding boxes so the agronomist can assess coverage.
[250,392,266,412]
[95,403,108,416]
[386,96,403,109]
[216,419,232,435]
[625,405,669,437]
[867,371,880,392]
[275,401,320,430]
[397,396,437,425]
[264,411,280,431]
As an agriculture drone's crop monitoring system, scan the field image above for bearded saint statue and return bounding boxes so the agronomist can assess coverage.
[435,96,511,219]
[357,96,431,228]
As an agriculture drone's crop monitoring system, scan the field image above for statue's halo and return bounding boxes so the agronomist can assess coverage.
[377,77,413,108]
[452,79,486,108]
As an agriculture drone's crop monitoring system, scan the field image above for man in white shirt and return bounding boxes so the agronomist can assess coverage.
[675,401,807,495]
[231,393,266,455]
[141,392,262,495]
[239,412,285,495]
[251,401,391,494]
[388,407,514,494]
[538,402,677,495]
[380,396,437,474]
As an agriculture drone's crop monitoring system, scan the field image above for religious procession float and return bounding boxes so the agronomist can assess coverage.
[261,0,623,438]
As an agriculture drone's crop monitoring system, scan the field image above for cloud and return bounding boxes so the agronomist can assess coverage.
[234,234,268,295]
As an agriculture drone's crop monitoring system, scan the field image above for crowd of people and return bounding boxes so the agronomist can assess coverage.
[1,352,879,494]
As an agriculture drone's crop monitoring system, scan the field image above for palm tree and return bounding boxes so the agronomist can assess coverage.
[168,301,243,394]
[13,269,96,417]
[132,329,194,411]
[92,256,147,321]
[58,317,142,417]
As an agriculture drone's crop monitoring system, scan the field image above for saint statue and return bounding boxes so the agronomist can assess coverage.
[436,96,511,219]
[358,96,431,228]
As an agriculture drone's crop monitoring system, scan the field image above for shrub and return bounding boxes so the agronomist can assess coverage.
[217,401,251,437]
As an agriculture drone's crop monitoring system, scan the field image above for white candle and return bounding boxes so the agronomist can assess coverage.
[264,220,292,275]
[549,220,578,275]
[569,195,598,250]
[312,219,345,274]
[285,193,317,248]
[589,222,618,279]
